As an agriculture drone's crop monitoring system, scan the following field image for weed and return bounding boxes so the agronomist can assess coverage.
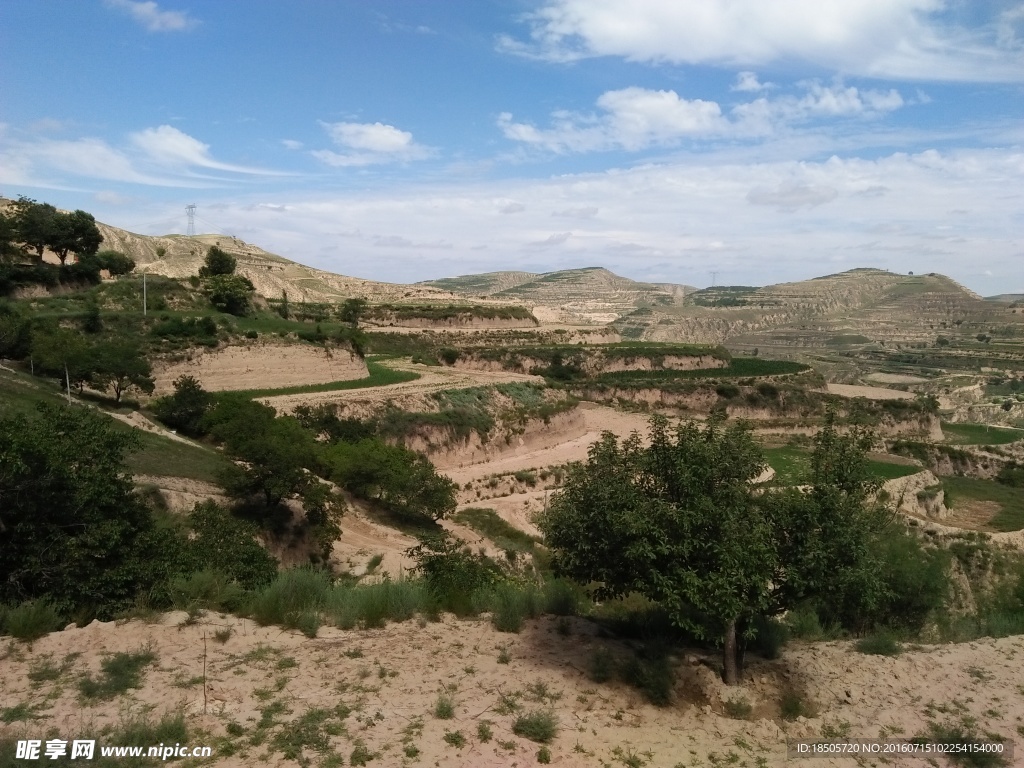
[495,690,522,715]
[612,745,647,767]
[622,649,673,707]
[526,681,562,704]
[350,740,379,766]
[780,691,813,721]
[403,744,420,758]
[226,721,246,737]
[537,745,552,764]
[724,698,753,720]
[1,702,40,724]
[589,648,615,683]
[856,631,903,656]
[915,716,1009,766]
[344,647,364,659]
[434,693,455,719]
[444,730,467,748]
[2,600,62,641]
[276,656,298,670]
[556,616,571,636]
[27,653,78,685]
[213,627,232,643]
[497,647,511,664]
[512,710,558,743]
[477,720,493,742]
[78,648,157,702]
[366,554,384,574]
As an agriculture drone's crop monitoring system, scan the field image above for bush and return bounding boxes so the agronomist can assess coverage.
[434,693,455,719]
[855,630,903,656]
[248,568,331,637]
[78,648,157,701]
[512,710,558,743]
[408,535,503,616]
[167,570,246,612]
[588,648,616,683]
[543,579,583,616]
[724,697,753,719]
[487,583,542,633]
[325,579,426,630]
[1,600,63,641]
[621,648,674,706]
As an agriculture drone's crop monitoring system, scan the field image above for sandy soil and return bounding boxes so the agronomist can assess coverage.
[827,383,916,401]
[3,611,1022,767]
[866,373,930,385]
[153,343,368,395]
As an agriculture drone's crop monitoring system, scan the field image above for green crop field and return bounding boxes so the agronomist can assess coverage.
[941,422,1024,445]
[942,476,1024,532]
[762,445,920,486]
[232,359,420,398]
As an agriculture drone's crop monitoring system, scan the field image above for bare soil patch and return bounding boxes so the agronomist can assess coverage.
[826,383,916,400]
[153,343,367,395]
[4,612,1023,767]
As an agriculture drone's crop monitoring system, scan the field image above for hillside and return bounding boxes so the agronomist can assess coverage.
[422,266,696,324]
[616,269,1023,349]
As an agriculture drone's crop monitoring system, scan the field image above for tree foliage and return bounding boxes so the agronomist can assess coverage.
[198,245,236,277]
[325,438,457,521]
[95,249,136,276]
[539,414,890,684]
[204,274,254,315]
[150,375,212,437]
[0,405,158,617]
[91,340,155,403]
[10,199,102,265]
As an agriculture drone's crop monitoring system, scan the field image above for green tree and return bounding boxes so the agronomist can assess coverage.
[539,415,889,684]
[0,301,32,359]
[0,212,21,263]
[11,197,58,261]
[31,327,94,395]
[205,398,318,508]
[91,340,155,403]
[179,501,278,588]
[325,438,456,521]
[198,245,236,277]
[150,375,212,437]
[0,404,160,617]
[95,250,136,276]
[339,298,367,328]
[48,210,102,265]
[205,274,254,315]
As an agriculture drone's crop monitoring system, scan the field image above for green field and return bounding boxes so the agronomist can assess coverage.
[453,507,539,554]
[232,359,420,398]
[942,476,1024,532]
[0,368,230,485]
[941,422,1024,445]
[595,358,809,384]
[762,445,920,486]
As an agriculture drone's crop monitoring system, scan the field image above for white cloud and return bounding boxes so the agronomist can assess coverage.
[281,139,304,150]
[732,72,772,92]
[129,125,282,174]
[0,125,286,189]
[746,182,839,209]
[313,121,433,167]
[500,201,526,214]
[168,146,1022,294]
[500,81,905,153]
[500,0,1024,82]
[105,0,197,32]
[553,206,599,219]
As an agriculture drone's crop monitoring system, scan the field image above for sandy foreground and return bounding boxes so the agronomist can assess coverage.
[2,610,1022,768]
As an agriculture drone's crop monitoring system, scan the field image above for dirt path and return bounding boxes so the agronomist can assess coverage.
[827,383,916,400]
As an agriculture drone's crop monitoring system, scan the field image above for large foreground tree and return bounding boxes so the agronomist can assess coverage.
[538,414,890,684]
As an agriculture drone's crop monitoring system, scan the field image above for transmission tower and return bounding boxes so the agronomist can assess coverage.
[185,204,196,237]
[710,271,718,287]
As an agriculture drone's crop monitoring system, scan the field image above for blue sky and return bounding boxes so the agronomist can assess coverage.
[1,1,1022,293]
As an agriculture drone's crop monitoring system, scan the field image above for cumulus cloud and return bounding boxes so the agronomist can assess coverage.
[746,182,839,209]
[499,81,905,153]
[732,72,772,92]
[312,121,433,167]
[104,0,197,32]
[499,0,1024,82]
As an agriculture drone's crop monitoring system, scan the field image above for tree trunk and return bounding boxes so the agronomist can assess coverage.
[722,618,739,685]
